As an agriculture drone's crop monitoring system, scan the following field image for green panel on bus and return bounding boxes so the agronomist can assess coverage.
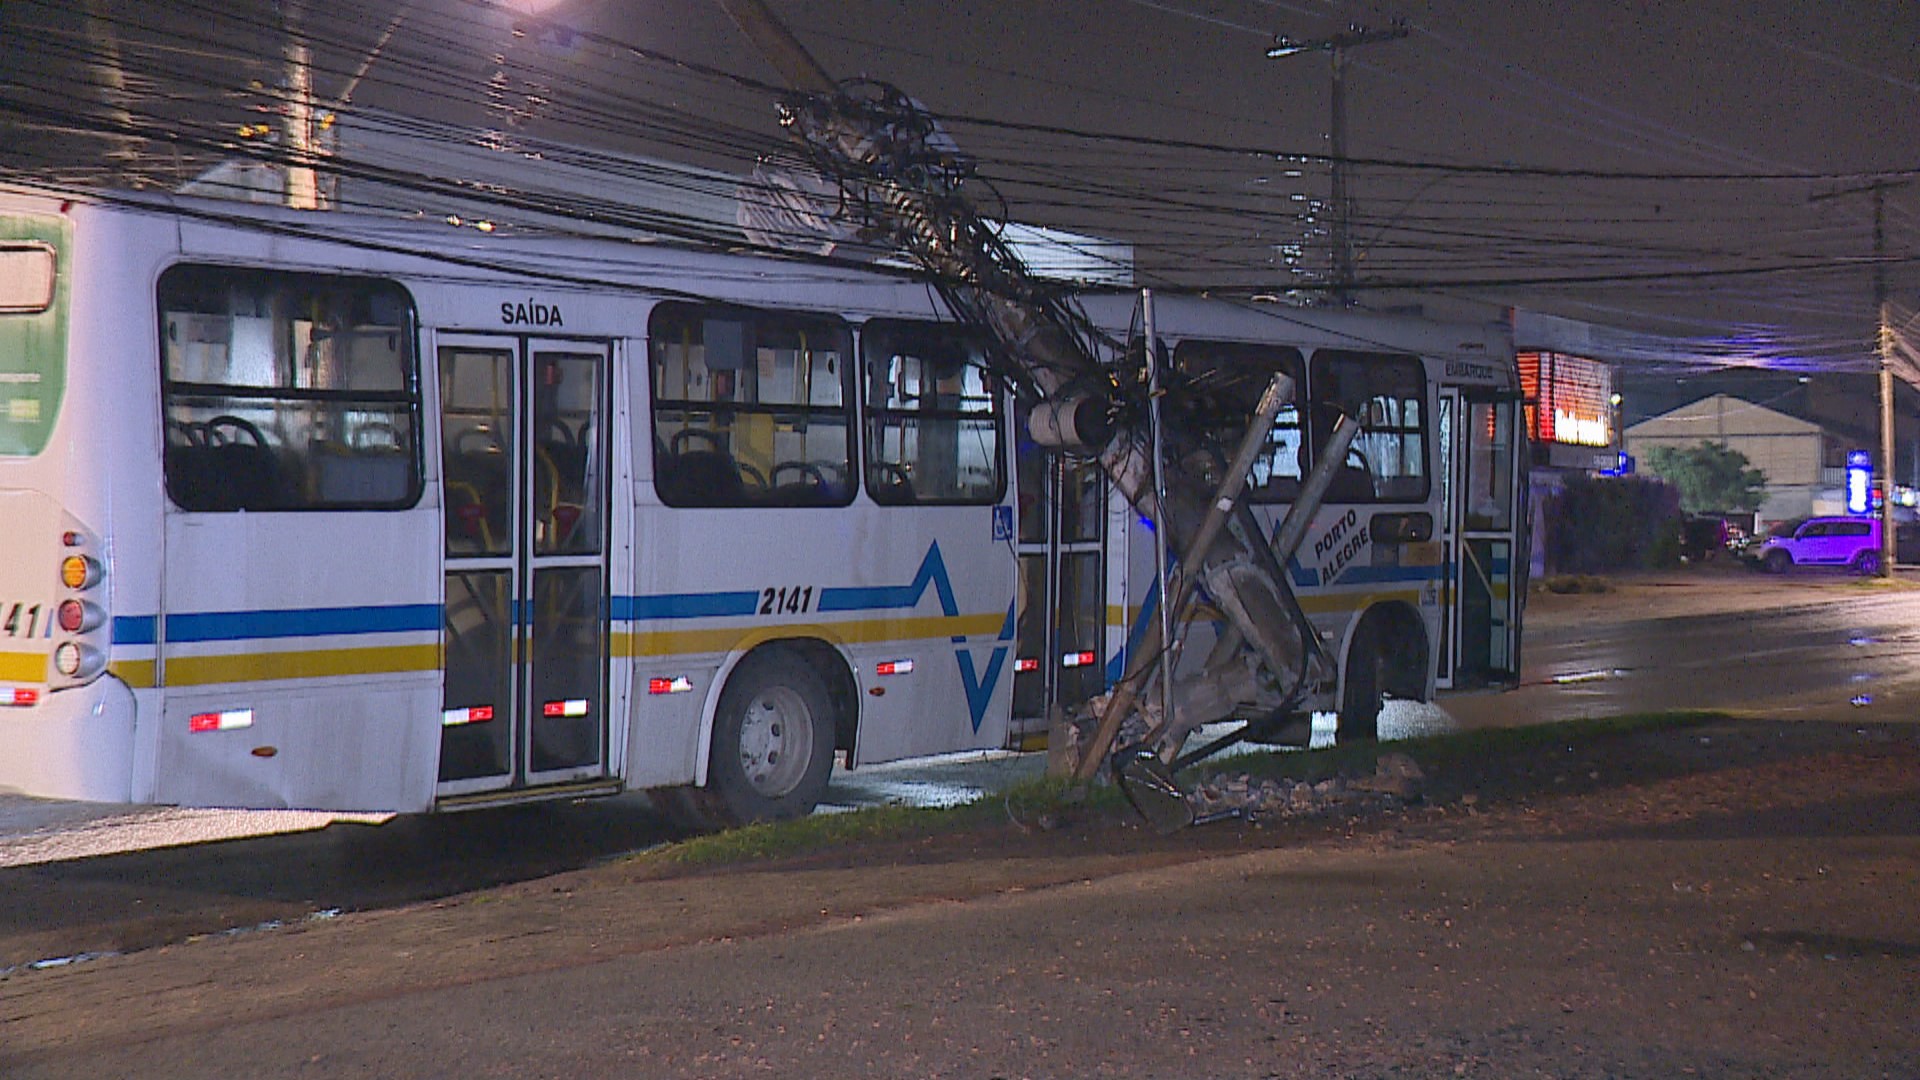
[0,214,69,457]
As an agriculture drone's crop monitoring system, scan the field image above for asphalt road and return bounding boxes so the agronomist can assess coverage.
[4,719,1916,1079]
[1447,566,1920,727]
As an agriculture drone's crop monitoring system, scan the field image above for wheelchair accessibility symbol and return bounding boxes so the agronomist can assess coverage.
[992,505,1014,542]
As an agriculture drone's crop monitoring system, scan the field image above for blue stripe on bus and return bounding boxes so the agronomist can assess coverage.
[817,543,960,617]
[165,604,442,643]
[1107,574,1163,684]
[602,544,969,625]
[119,539,983,646]
[113,615,158,646]
[609,592,759,620]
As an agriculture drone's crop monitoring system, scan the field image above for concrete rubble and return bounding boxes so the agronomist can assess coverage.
[1050,703,1429,824]
[1189,752,1426,820]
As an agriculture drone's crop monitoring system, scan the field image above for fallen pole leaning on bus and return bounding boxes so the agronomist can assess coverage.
[716,0,1350,785]
[1087,398,1367,785]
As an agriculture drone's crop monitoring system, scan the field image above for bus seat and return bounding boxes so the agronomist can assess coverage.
[658,449,745,506]
[165,443,286,510]
[868,466,915,505]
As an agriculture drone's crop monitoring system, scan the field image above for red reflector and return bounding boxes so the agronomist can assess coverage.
[469,705,494,722]
[648,676,693,695]
[1060,651,1097,669]
[61,531,83,548]
[1014,657,1040,673]
[4,687,38,707]
[542,699,589,717]
[189,709,253,732]
[875,659,914,676]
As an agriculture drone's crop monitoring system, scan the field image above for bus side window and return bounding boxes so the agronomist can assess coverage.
[1169,339,1305,503]
[158,265,422,512]
[860,320,1004,506]
[648,303,854,509]
[1307,350,1427,504]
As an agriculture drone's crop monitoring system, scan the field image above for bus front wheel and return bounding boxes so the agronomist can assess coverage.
[1339,622,1386,744]
[684,648,837,829]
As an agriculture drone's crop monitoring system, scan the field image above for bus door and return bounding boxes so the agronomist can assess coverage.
[437,335,611,797]
[1436,386,1521,689]
[1011,430,1107,746]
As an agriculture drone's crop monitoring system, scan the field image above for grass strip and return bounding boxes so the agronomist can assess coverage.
[644,710,1732,869]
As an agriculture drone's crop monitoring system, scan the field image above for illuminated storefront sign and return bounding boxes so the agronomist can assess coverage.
[1518,351,1614,449]
[1847,449,1872,515]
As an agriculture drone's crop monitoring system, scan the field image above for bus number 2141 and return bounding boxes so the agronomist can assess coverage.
[760,587,815,616]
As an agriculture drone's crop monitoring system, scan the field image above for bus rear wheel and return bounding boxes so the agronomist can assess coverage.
[678,648,837,830]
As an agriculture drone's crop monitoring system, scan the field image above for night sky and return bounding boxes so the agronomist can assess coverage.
[4,0,1917,373]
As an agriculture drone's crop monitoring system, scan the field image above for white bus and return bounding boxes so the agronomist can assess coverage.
[0,184,1020,826]
[0,183,1525,824]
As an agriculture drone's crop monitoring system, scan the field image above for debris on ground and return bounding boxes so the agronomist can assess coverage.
[1190,752,1426,820]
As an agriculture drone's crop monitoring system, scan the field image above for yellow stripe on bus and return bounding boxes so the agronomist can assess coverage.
[612,612,1007,659]
[110,659,157,689]
[1299,589,1423,614]
[0,649,44,683]
[162,644,443,688]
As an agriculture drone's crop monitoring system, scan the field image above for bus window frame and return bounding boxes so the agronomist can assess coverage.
[859,317,1008,507]
[648,301,857,510]
[1307,348,1430,504]
[156,263,426,513]
[1169,338,1307,505]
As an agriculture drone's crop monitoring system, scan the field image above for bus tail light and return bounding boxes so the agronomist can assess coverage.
[56,599,104,634]
[50,520,111,694]
[53,642,104,680]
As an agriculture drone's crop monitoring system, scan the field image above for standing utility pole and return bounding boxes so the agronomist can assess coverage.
[1811,179,1912,576]
[1877,189,1897,577]
[1268,22,1407,307]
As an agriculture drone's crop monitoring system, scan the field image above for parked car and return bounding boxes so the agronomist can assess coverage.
[1756,515,1881,575]
[1679,515,1731,562]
